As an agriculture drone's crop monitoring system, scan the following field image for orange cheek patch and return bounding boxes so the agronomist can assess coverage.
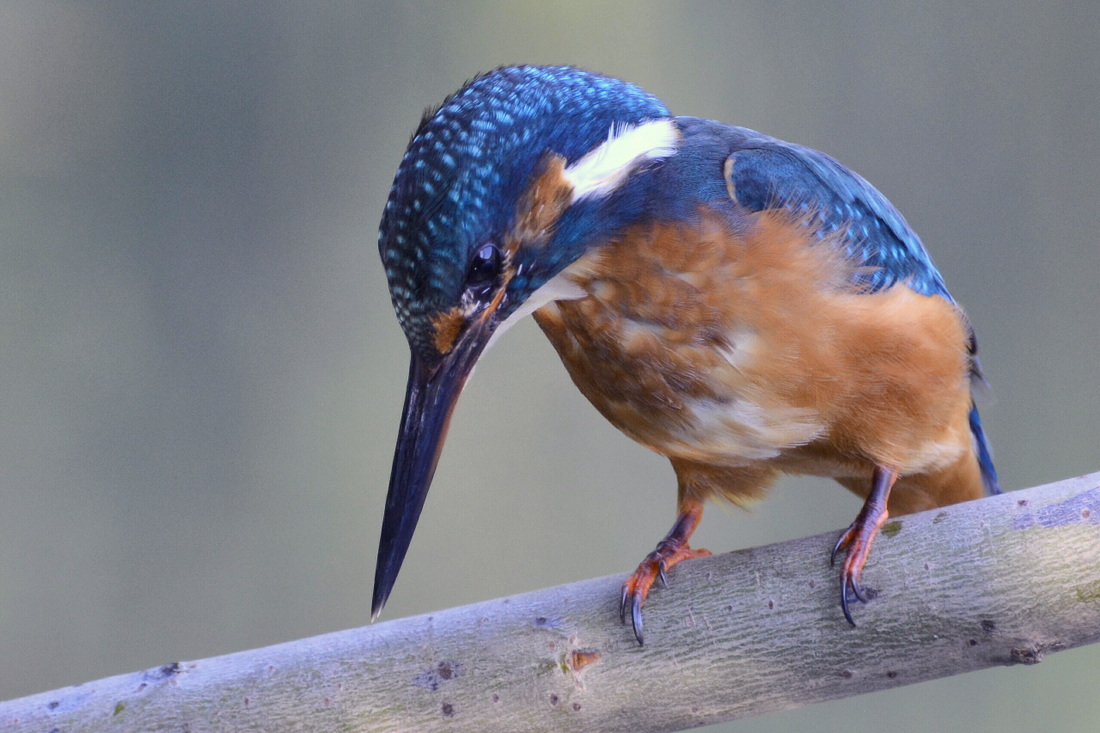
[430,307,466,355]
[507,153,575,253]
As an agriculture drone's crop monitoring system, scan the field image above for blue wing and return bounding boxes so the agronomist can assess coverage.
[714,124,950,299]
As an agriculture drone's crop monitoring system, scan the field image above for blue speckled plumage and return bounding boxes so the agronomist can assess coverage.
[372,65,1000,638]
[379,66,669,361]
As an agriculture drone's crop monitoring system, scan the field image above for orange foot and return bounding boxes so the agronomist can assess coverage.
[831,465,898,625]
[620,502,710,645]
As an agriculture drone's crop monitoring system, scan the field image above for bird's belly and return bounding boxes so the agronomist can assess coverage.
[535,305,823,464]
[531,210,974,477]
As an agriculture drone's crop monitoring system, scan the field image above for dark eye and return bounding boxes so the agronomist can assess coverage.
[465,243,502,296]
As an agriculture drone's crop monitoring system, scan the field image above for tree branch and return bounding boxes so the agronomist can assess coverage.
[4,472,1100,732]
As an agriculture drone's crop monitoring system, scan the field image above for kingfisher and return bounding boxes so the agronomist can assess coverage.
[373,65,999,644]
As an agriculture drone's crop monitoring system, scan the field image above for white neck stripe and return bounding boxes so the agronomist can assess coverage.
[563,119,679,203]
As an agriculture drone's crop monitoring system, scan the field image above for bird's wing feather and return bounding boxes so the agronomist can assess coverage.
[721,128,950,299]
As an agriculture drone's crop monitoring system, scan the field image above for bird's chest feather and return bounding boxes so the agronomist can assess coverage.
[533,209,974,475]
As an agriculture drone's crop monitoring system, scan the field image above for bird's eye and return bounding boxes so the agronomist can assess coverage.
[465,243,502,297]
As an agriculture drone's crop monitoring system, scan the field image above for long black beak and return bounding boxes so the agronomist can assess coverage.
[371,312,495,620]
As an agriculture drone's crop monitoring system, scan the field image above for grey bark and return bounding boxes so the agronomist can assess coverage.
[3,472,1100,732]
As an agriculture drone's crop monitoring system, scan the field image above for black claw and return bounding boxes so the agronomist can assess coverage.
[840,576,868,626]
[831,530,850,567]
[631,594,645,646]
[619,585,629,624]
[657,563,668,588]
[840,579,857,626]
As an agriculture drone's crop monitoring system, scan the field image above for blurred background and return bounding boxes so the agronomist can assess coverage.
[1,2,1097,731]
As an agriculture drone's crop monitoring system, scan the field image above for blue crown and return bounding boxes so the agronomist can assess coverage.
[378,65,670,358]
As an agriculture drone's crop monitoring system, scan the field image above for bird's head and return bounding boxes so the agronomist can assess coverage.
[373,66,678,617]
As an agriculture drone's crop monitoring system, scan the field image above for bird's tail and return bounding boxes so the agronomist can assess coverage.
[968,405,1001,495]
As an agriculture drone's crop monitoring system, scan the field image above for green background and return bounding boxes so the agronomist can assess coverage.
[2,2,1098,731]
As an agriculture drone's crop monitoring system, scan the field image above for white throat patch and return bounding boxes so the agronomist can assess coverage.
[563,118,679,203]
[484,270,587,352]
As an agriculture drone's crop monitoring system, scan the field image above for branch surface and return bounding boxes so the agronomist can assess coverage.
[4,472,1100,732]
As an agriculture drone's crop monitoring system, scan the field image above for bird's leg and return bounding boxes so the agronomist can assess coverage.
[831,464,898,625]
[620,498,711,645]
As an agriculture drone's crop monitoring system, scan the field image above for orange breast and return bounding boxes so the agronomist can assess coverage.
[533,208,979,504]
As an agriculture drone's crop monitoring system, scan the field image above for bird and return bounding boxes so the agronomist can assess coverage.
[372,65,999,645]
